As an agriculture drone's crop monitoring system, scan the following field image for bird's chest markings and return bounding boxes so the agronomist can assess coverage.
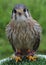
[13,22,35,44]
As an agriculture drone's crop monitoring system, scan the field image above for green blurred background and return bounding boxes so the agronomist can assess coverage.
[0,0,46,60]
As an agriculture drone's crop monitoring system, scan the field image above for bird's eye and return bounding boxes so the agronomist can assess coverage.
[14,9,17,13]
[23,8,26,12]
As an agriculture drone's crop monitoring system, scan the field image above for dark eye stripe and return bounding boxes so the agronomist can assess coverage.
[14,9,17,13]
[23,8,26,12]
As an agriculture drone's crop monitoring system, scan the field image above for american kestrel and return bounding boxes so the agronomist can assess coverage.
[6,4,42,62]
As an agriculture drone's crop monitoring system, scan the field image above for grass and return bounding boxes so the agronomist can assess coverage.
[1,58,46,65]
[0,38,13,60]
[0,0,46,60]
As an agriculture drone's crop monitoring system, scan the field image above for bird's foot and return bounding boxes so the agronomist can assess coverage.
[27,55,37,61]
[27,49,37,61]
[15,56,22,62]
[11,55,22,62]
[10,49,22,62]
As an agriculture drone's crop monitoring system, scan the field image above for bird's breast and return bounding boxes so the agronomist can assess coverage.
[12,21,36,49]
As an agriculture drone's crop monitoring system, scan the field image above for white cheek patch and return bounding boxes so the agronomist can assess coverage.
[16,15,27,21]
[12,13,15,20]
[12,11,30,21]
[25,11,29,17]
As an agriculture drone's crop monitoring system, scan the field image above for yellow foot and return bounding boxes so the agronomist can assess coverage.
[15,56,22,62]
[27,56,37,61]
[10,55,22,62]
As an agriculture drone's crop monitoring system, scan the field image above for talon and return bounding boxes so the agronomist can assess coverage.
[10,55,22,62]
[15,56,22,62]
[27,56,37,61]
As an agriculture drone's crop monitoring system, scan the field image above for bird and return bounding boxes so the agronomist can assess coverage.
[6,4,42,62]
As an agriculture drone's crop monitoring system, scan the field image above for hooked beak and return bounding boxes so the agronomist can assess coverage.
[16,9,23,14]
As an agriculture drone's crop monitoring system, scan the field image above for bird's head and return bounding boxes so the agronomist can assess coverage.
[12,4,31,21]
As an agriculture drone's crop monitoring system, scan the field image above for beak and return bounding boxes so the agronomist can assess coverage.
[16,9,23,13]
